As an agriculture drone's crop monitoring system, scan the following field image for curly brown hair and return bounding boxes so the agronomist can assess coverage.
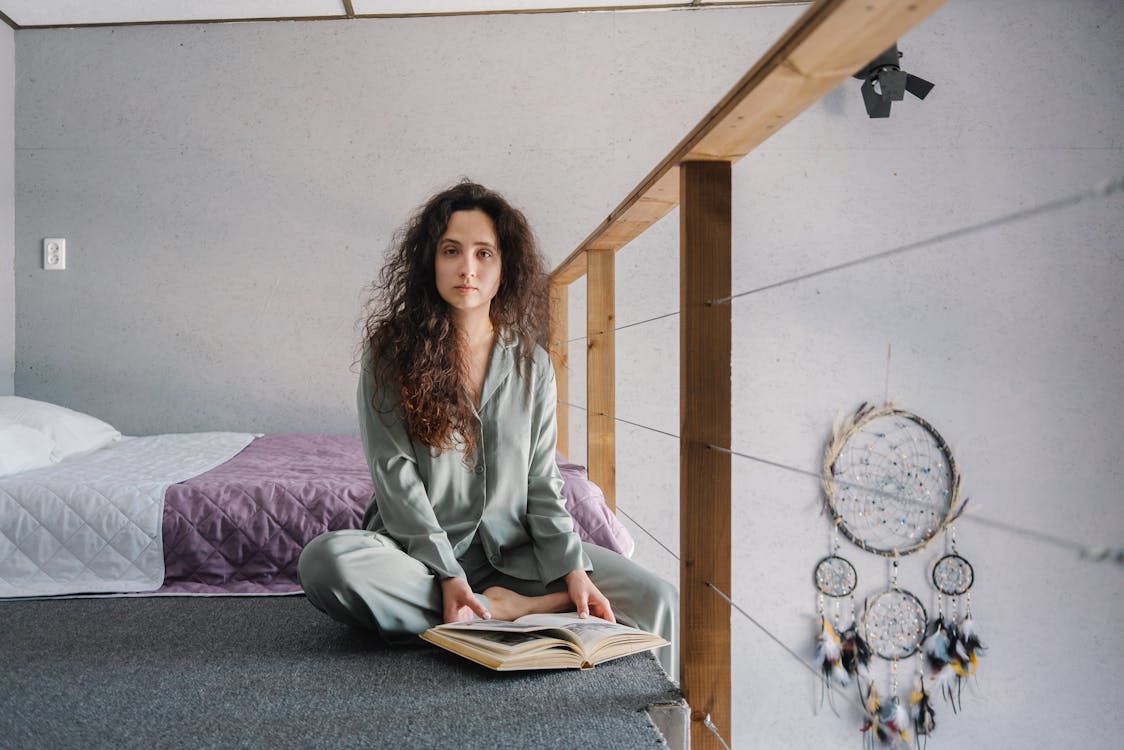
[362,180,549,458]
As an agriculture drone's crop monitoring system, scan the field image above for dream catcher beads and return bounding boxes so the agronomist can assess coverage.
[812,403,981,748]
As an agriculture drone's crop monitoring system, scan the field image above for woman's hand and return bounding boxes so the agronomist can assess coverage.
[564,569,615,623]
[440,577,491,624]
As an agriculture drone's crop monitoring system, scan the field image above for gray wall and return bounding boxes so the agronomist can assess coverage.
[12,1,1124,748]
[1,23,12,395]
[564,0,1124,747]
[14,7,803,434]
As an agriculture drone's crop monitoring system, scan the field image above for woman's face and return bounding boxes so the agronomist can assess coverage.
[434,209,503,320]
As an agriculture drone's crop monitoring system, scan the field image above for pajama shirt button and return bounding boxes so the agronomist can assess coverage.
[475,464,485,475]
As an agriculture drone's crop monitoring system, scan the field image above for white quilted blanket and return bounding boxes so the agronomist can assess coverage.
[0,432,255,597]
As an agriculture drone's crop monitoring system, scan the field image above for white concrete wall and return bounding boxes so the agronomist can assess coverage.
[0,23,13,395]
[565,0,1123,747]
[13,6,803,434]
[12,0,1124,748]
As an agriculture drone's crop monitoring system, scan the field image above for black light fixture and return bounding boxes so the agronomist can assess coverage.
[853,43,934,118]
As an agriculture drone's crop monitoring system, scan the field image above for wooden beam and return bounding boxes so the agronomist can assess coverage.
[549,281,570,458]
[586,249,616,511]
[548,0,947,284]
[679,161,732,750]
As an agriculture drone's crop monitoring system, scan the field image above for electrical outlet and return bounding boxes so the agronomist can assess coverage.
[43,238,66,270]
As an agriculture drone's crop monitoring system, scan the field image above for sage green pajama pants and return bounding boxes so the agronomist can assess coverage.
[298,529,679,681]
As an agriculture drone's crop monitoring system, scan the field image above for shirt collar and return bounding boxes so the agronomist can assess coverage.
[477,330,517,410]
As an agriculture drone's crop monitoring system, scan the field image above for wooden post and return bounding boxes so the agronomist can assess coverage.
[548,281,570,458]
[679,161,732,750]
[586,248,615,511]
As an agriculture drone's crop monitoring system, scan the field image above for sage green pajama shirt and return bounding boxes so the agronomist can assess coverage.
[299,337,679,679]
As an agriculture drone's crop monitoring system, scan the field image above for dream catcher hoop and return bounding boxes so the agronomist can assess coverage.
[932,554,974,596]
[814,555,858,598]
[863,587,928,660]
[822,403,964,557]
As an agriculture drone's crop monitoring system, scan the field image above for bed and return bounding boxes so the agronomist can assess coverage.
[0,397,632,598]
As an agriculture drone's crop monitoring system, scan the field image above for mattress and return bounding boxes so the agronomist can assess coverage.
[0,432,255,597]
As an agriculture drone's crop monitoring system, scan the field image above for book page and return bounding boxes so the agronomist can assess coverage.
[432,618,565,634]
[450,629,549,649]
[510,614,652,650]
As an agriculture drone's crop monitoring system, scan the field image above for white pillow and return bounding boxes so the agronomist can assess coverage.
[0,396,121,461]
[0,415,58,477]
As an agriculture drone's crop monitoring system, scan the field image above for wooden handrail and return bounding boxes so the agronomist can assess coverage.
[549,0,948,284]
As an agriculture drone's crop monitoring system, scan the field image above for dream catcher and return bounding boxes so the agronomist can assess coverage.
[813,542,869,714]
[813,403,982,748]
[924,527,985,714]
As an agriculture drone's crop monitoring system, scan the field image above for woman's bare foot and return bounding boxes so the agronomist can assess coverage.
[482,586,571,621]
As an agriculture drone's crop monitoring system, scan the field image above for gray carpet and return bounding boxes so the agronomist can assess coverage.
[0,595,680,749]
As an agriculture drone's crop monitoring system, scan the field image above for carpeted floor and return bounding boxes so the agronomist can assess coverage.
[0,595,680,749]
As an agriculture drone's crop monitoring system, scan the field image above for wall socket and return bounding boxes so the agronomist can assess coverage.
[43,238,66,270]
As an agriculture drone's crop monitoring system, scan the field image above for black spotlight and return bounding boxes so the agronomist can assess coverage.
[853,44,934,118]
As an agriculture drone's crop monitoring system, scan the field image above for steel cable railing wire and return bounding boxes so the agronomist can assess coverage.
[615,503,860,750]
[557,400,1121,563]
[618,501,859,696]
[708,174,1124,307]
[614,499,872,743]
[557,175,1124,347]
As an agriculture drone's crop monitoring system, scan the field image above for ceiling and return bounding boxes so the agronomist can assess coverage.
[0,1,786,29]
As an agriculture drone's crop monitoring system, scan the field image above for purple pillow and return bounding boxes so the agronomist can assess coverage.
[556,452,635,558]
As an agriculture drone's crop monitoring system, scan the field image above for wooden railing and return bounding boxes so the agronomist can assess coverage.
[546,1,947,747]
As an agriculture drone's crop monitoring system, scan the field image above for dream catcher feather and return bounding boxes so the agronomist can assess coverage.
[813,403,983,748]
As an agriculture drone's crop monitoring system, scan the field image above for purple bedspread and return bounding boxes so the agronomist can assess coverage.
[557,453,635,558]
[156,435,632,595]
[159,434,371,594]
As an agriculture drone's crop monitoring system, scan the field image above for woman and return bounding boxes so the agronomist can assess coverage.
[298,180,678,679]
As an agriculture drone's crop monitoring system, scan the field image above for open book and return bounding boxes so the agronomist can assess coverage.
[420,613,669,671]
